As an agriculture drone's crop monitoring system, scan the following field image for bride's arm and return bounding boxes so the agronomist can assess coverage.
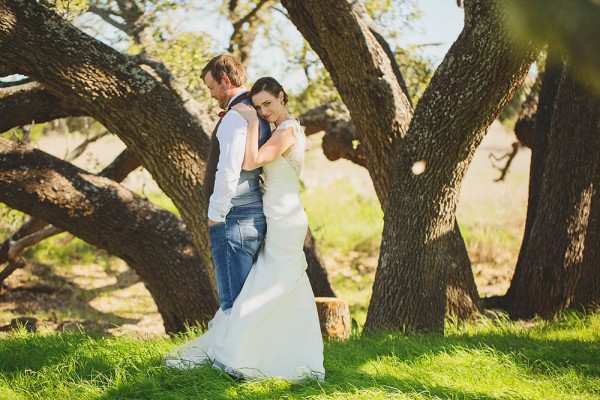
[232,104,296,171]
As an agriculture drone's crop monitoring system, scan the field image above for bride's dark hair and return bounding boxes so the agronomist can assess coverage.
[250,77,289,104]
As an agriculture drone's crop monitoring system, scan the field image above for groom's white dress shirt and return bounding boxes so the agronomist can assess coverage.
[207,92,249,223]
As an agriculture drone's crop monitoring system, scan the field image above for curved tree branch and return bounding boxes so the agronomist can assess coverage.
[0,81,87,132]
[0,137,217,333]
[87,5,127,32]
[0,0,215,281]
[348,0,413,106]
[282,0,413,211]
[0,147,139,280]
[227,0,275,65]
[298,105,366,167]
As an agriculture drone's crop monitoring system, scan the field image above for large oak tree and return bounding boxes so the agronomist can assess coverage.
[2,0,596,335]
[283,0,540,331]
[0,0,338,335]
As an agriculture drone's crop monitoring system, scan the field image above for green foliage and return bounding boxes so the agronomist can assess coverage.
[288,62,342,116]
[129,31,214,99]
[142,191,179,215]
[282,1,426,115]
[395,46,435,105]
[498,73,537,129]
[301,180,383,255]
[44,0,90,20]
[1,310,599,399]
[1,123,48,143]
[364,0,395,19]
[365,0,420,35]
[290,42,434,112]
[0,205,27,238]
[26,235,98,270]
[506,0,600,93]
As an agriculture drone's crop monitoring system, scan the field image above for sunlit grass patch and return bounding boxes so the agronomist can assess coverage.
[25,234,98,270]
[301,179,383,255]
[0,310,598,399]
[142,191,179,215]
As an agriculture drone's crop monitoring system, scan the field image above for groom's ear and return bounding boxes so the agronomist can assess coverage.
[221,74,232,88]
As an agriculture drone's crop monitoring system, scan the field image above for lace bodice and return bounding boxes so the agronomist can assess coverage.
[276,119,305,177]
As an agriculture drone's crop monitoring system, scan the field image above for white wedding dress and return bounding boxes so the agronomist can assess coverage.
[164,119,325,381]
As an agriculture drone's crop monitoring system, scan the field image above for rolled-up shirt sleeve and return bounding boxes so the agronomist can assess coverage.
[208,111,248,222]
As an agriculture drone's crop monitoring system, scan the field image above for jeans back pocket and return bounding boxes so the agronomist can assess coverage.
[238,220,266,257]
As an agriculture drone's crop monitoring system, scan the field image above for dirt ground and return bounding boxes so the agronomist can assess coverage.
[0,121,529,337]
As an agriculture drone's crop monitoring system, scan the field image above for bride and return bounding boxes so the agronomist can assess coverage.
[164,77,325,381]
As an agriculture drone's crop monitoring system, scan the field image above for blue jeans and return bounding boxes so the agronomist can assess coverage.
[209,203,266,311]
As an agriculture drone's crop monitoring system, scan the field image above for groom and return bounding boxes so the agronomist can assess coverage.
[202,53,272,311]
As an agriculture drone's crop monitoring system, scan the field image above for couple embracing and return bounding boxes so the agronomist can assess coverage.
[164,53,325,381]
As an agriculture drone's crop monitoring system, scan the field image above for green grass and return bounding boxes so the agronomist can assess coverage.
[0,205,27,238]
[25,235,99,270]
[0,123,48,143]
[1,311,599,399]
[142,191,179,215]
[301,179,384,255]
[2,152,596,398]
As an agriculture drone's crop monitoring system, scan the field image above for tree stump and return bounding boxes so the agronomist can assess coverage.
[315,297,351,340]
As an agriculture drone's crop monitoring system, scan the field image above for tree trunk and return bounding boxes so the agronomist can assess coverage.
[282,0,411,209]
[304,229,335,297]
[283,0,481,321]
[0,0,336,311]
[506,62,600,320]
[0,0,214,279]
[499,50,564,311]
[0,138,218,333]
[0,148,139,285]
[0,81,86,132]
[571,186,600,309]
[365,0,540,332]
[446,222,481,320]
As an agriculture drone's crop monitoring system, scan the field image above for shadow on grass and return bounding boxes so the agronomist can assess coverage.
[1,325,598,399]
[0,331,91,374]
[186,330,595,398]
[2,261,140,334]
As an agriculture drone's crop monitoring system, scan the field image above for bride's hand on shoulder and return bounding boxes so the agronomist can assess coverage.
[232,103,258,123]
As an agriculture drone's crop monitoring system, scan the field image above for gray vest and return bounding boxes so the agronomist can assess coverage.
[203,92,272,208]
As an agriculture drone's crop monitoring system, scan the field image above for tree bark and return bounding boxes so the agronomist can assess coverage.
[506,62,600,320]
[0,0,215,280]
[298,105,366,166]
[446,222,481,321]
[571,185,600,309]
[365,0,540,332]
[0,81,86,132]
[304,228,335,297]
[498,50,564,311]
[282,0,411,210]
[315,297,350,340]
[513,71,542,149]
[0,148,138,280]
[282,0,491,325]
[0,0,336,309]
[0,138,219,333]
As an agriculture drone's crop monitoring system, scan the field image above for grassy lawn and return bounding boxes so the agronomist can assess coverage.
[2,125,598,398]
[1,311,599,399]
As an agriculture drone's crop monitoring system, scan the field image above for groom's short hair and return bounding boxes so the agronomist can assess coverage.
[202,52,247,87]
